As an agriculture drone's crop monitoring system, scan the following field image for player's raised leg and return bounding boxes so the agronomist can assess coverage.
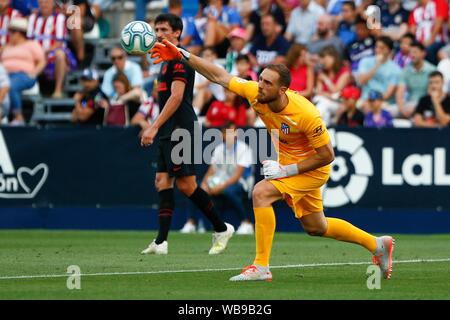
[176,175,234,255]
[300,212,395,279]
[141,172,174,255]
[230,180,282,281]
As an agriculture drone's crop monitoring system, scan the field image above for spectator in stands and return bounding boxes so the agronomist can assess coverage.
[234,54,257,126]
[111,71,142,107]
[378,0,410,41]
[59,0,97,68]
[346,15,375,72]
[200,121,254,235]
[437,49,450,93]
[314,45,352,125]
[393,33,414,68]
[202,0,242,57]
[11,0,38,16]
[274,0,299,20]
[437,43,450,61]
[396,41,436,118]
[0,63,10,124]
[247,0,286,41]
[229,0,253,27]
[364,90,394,128]
[103,72,137,127]
[307,14,344,58]
[27,0,77,98]
[169,0,203,56]
[285,43,314,99]
[193,46,225,115]
[337,85,364,128]
[414,71,450,127]
[2,17,45,126]
[249,13,289,72]
[284,0,325,45]
[131,81,159,132]
[71,68,107,125]
[206,88,247,128]
[326,0,363,16]
[101,47,143,103]
[408,0,449,65]
[336,1,358,47]
[225,27,250,75]
[235,54,257,81]
[0,0,20,48]
[356,36,401,113]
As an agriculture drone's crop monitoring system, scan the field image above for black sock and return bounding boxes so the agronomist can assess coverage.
[189,187,227,232]
[155,188,174,244]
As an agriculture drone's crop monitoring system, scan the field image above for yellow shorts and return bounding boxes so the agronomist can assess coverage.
[269,170,330,219]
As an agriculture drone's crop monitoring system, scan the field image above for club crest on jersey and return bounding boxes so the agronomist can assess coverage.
[281,122,290,135]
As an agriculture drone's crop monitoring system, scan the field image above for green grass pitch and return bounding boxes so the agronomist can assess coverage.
[0,230,449,300]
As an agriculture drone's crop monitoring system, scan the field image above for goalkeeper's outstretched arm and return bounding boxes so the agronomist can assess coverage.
[150,39,233,89]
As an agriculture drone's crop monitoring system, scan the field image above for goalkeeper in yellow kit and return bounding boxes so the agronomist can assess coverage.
[147,40,395,282]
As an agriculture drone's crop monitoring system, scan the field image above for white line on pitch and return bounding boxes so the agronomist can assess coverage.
[0,258,448,281]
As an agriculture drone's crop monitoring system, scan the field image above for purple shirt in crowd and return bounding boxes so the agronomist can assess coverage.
[364,110,394,128]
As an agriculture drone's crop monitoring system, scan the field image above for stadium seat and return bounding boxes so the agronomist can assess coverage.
[30,98,75,124]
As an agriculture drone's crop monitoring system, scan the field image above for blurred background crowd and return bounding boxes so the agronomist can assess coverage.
[0,0,449,130]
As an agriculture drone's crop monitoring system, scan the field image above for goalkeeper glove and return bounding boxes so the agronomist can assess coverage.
[262,160,299,180]
[150,39,190,64]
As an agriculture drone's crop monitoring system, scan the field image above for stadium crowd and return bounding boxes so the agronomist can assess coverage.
[0,0,449,129]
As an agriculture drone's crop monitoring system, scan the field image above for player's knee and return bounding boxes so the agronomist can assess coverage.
[175,178,196,196]
[252,185,270,206]
[305,225,327,237]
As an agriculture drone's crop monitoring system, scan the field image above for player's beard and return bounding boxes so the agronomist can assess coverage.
[257,92,277,104]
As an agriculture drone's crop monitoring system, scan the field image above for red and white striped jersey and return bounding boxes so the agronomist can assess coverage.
[409,0,449,44]
[27,12,68,51]
[138,97,159,123]
[0,8,21,46]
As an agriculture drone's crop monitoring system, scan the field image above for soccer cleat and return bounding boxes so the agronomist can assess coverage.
[236,222,254,235]
[180,221,196,234]
[208,223,235,255]
[372,236,395,279]
[229,265,272,282]
[141,240,168,255]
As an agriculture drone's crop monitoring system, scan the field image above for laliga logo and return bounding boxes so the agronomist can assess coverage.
[323,130,373,207]
[0,131,49,199]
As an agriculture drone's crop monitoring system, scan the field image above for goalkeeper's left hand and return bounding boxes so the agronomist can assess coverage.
[150,39,188,64]
[262,160,299,180]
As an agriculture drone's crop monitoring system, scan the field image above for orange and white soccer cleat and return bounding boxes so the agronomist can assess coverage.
[229,265,272,282]
[372,236,395,279]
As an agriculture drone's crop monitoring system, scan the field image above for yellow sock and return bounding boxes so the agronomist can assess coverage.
[323,217,377,253]
[253,207,276,267]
